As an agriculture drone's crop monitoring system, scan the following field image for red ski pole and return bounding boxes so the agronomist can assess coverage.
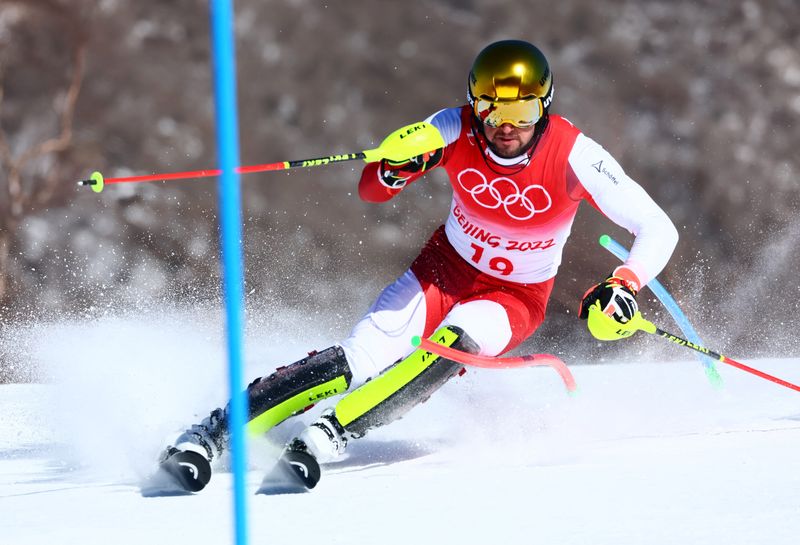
[77,121,444,193]
[621,311,800,393]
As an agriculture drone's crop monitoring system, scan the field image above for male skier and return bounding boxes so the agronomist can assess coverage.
[158,39,678,492]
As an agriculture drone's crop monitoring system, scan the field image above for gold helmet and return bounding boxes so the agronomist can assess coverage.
[468,40,553,128]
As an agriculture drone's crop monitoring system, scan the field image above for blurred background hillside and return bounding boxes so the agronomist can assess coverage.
[1,0,798,381]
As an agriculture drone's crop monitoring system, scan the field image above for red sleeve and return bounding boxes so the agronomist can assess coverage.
[358,163,400,202]
[357,162,427,203]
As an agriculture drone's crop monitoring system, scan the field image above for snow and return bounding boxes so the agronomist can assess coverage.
[2,314,800,544]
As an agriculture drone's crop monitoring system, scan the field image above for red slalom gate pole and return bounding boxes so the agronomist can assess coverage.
[411,335,578,394]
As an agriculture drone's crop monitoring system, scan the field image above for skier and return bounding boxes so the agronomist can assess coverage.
[158,39,679,492]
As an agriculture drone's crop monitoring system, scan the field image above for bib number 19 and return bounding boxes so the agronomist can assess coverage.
[469,243,514,276]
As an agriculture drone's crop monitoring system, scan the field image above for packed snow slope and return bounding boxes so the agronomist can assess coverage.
[2,312,799,545]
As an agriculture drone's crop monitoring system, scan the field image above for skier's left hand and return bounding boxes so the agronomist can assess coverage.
[579,274,639,340]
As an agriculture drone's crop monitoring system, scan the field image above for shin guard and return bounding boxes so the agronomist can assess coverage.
[334,326,478,437]
[245,346,353,435]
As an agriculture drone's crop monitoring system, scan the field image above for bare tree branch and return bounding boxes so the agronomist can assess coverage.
[0,0,88,303]
[28,39,87,208]
[0,2,87,219]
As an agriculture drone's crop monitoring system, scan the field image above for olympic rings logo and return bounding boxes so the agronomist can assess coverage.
[456,168,552,221]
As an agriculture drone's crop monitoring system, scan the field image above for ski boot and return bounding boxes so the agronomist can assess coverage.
[157,407,227,492]
[258,409,347,494]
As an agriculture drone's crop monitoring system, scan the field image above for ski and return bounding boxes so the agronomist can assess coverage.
[141,448,212,496]
[257,443,321,495]
[141,440,322,496]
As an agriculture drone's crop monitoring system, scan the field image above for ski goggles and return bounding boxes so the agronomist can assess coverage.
[472,97,543,128]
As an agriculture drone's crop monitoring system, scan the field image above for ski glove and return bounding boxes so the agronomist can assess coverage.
[378,147,443,188]
[579,275,639,340]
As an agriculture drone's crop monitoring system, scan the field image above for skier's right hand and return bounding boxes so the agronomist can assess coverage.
[579,275,638,324]
[378,147,443,188]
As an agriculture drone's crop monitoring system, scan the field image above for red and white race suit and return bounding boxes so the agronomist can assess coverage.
[341,106,678,384]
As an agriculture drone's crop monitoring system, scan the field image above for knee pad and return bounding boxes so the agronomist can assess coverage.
[442,299,512,356]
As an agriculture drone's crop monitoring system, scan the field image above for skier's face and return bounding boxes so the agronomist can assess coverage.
[482,122,536,158]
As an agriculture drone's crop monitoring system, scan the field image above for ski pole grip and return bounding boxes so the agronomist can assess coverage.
[362,122,445,163]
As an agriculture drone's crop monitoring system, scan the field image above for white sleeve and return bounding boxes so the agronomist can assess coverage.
[568,132,679,287]
[425,108,462,147]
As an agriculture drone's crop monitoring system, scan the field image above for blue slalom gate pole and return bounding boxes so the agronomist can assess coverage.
[210,1,249,544]
[599,234,722,387]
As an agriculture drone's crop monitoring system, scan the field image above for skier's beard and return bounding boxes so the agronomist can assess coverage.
[486,133,537,159]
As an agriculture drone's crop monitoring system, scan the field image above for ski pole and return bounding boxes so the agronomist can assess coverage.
[77,121,444,193]
[411,335,578,394]
[617,309,800,393]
